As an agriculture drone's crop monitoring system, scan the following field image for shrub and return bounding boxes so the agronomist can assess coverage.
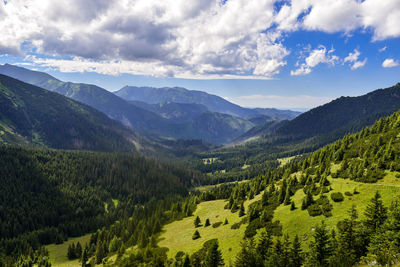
[331,192,344,202]
[212,222,223,228]
[307,204,322,217]
[344,191,353,196]
[231,223,241,229]
[204,218,210,227]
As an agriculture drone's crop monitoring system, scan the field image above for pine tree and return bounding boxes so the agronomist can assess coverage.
[204,242,224,267]
[257,230,272,261]
[308,222,332,266]
[289,235,302,267]
[67,243,76,260]
[95,240,105,264]
[205,218,210,227]
[183,253,191,267]
[192,230,201,240]
[75,242,82,258]
[194,216,201,227]
[81,246,88,267]
[364,191,387,233]
[239,202,245,217]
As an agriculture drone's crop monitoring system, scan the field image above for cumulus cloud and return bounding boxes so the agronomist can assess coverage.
[344,49,367,70]
[382,58,399,68]
[0,0,400,78]
[291,46,338,76]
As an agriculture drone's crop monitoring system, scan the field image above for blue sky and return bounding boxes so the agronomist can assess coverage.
[0,0,399,110]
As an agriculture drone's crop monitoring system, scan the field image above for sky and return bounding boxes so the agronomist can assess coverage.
[0,0,399,110]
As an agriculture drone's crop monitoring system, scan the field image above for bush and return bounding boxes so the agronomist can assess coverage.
[307,204,322,217]
[231,223,241,229]
[321,203,333,217]
[212,222,223,228]
[344,191,353,196]
[331,192,344,202]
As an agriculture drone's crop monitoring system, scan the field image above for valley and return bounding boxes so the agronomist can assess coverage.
[0,66,399,267]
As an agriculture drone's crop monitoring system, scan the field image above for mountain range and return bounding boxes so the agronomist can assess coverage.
[0,64,299,144]
[115,85,300,120]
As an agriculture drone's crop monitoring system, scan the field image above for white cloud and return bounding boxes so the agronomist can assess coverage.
[225,94,334,109]
[274,0,400,40]
[0,0,400,78]
[343,49,367,70]
[291,46,338,76]
[379,46,387,53]
[382,58,399,68]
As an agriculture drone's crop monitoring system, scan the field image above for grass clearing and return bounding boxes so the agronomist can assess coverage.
[46,234,91,267]
[278,156,297,166]
[274,173,400,247]
[202,157,218,165]
[195,180,249,192]
[158,193,262,263]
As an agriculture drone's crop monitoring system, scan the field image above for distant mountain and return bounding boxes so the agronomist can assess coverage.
[176,112,255,144]
[276,83,400,140]
[0,64,258,144]
[233,82,400,149]
[128,101,209,123]
[0,74,140,152]
[115,86,300,120]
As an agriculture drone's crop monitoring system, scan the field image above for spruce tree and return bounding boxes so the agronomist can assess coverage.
[81,246,88,267]
[257,230,272,261]
[289,235,303,267]
[194,216,201,227]
[204,242,224,267]
[364,191,387,233]
[308,222,332,266]
[75,242,82,258]
[239,202,245,217]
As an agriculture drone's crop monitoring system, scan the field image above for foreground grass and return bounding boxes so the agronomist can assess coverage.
[274,172,400,246]
[46,234,91,267]
[158,193,262,264]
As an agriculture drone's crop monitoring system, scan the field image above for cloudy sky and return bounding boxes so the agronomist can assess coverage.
[1,0,399,110]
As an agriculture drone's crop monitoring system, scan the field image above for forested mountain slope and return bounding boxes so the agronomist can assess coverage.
[0,146,202,264]
[0,74,140,152]
[277,82,400,139]
[89,108,400,267]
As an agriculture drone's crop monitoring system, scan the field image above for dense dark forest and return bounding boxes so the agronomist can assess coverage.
[0,146,205,266]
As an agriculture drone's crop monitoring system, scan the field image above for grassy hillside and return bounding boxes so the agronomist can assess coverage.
[0,74,139,152]
[159,193,262,262]
[275,173,400,245]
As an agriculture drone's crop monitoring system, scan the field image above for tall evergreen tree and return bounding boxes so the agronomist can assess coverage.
[289,235,303,267]
[308,222,332,266]
[364,191,387,233]
[204,242,224,267]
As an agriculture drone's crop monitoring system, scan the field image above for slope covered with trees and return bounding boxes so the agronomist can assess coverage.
[0,145,203,265]
[103,109,400,266]
[0,74,142,152]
